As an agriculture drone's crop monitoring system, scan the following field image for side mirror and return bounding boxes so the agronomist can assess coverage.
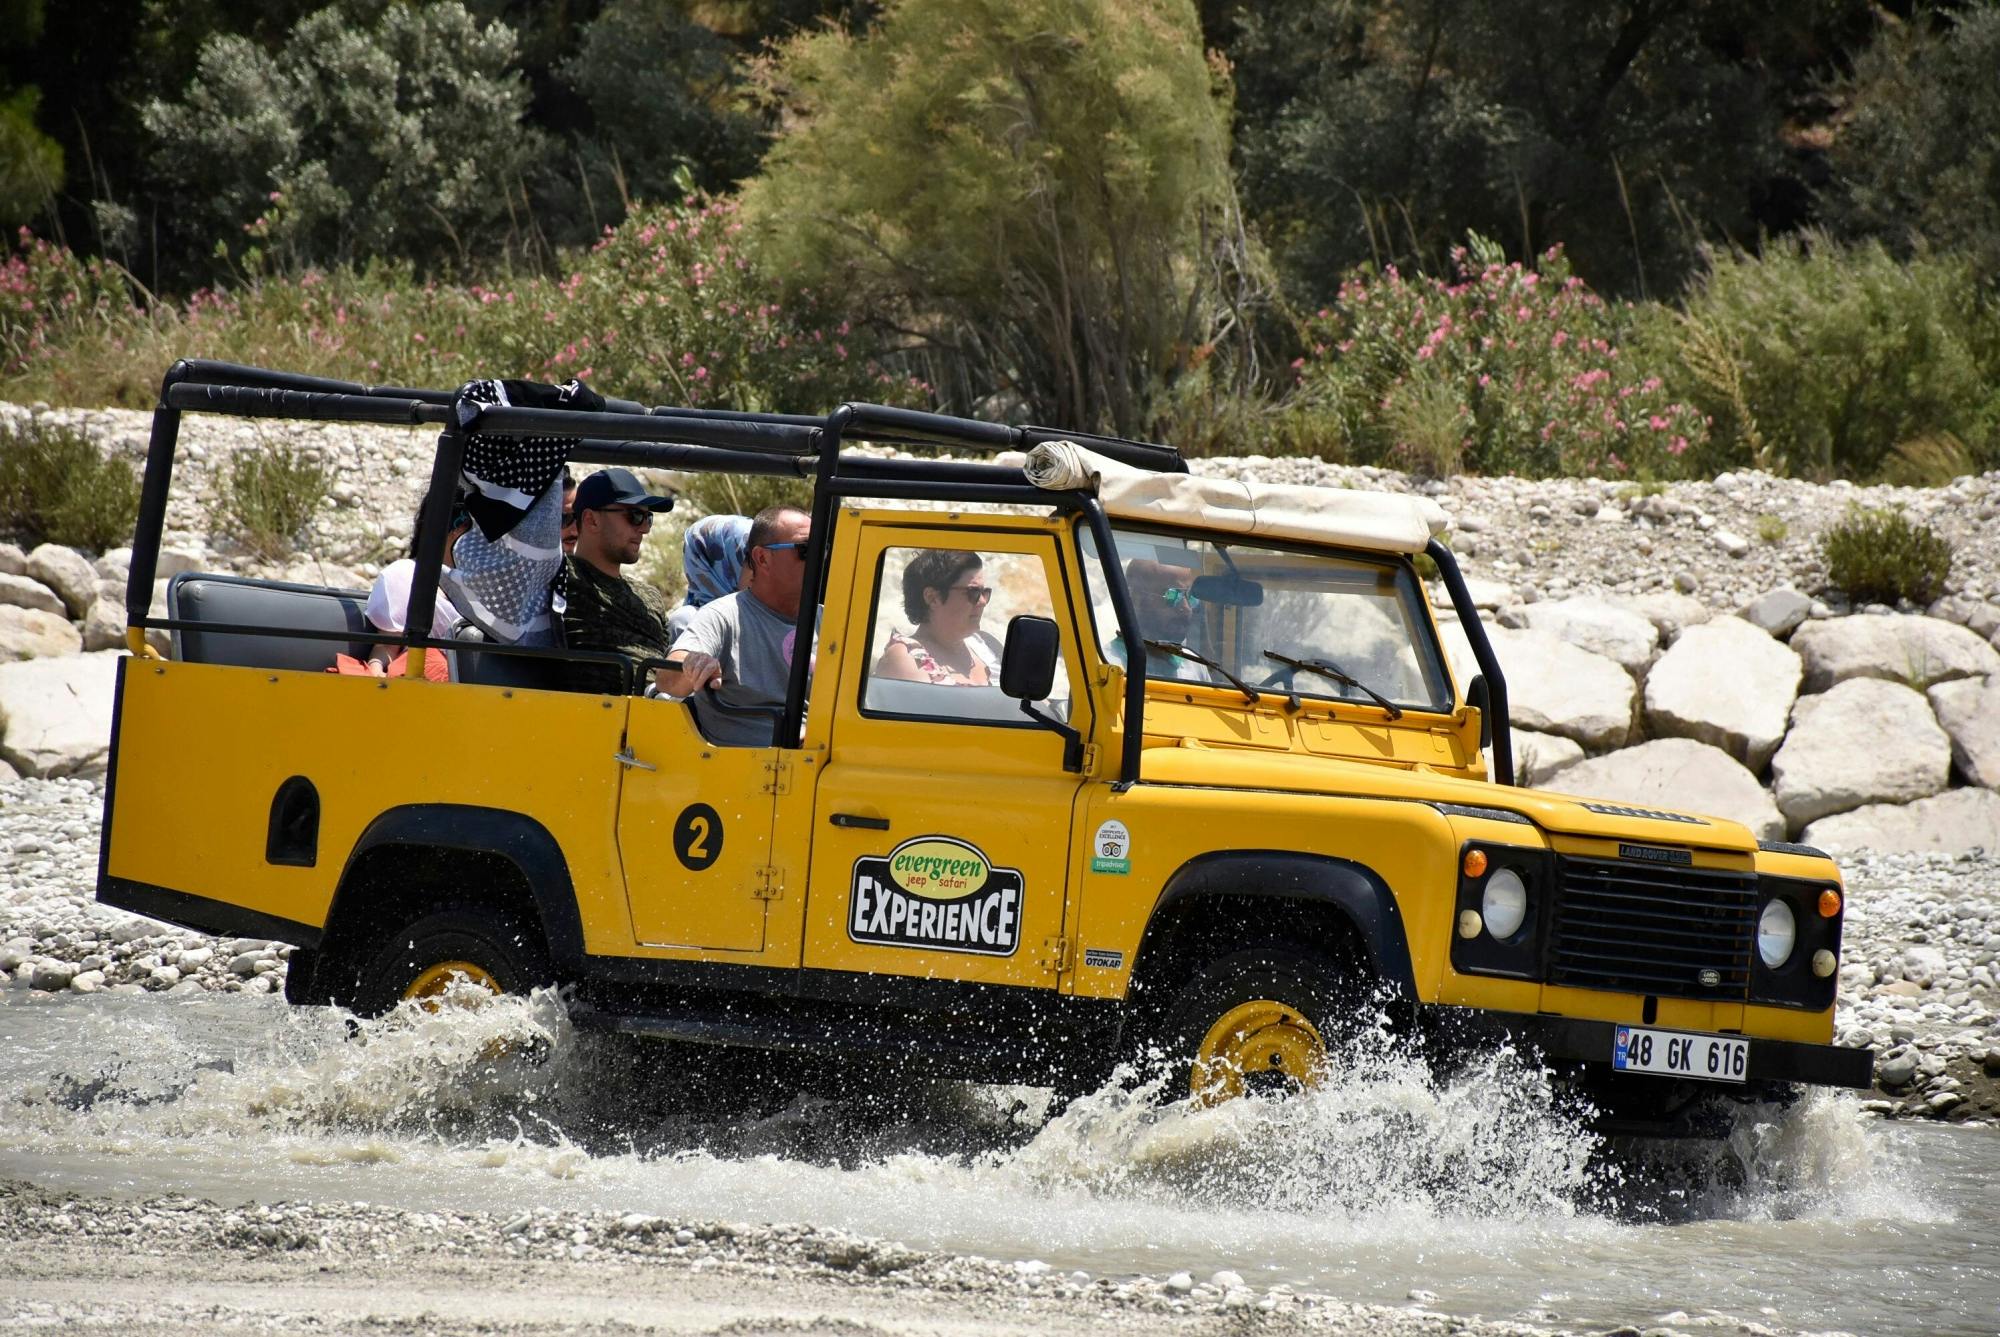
[1465,673,1494,749]
[1000,615,1061,701]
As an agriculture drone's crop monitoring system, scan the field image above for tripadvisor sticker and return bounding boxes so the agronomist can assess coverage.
[1091,819,1131,875]
[850,835,1023,957]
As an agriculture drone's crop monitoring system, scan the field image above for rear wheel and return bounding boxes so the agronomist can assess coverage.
[345,906,552,1018]
[1158,945,1358,1104]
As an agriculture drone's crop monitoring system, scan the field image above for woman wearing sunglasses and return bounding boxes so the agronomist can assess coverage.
[875,549,1004,686]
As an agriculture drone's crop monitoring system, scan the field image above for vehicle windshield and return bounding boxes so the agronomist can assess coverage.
[1078,525,1453,715]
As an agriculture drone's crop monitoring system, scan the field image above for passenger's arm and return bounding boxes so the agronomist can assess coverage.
[657,650,723,698]
[873,640,926,683]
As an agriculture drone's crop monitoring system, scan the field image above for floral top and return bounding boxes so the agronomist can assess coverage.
[888,629,1002,685]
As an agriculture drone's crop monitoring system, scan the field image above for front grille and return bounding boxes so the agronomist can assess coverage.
[1547,856,1757,999]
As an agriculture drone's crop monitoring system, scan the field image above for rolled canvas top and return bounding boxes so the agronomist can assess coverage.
[1023,441,1449,555]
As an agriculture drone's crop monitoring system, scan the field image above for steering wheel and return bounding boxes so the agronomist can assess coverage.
[1258,664,1297,690]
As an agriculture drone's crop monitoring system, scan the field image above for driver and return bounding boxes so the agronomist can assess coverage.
[1114,558,1209,682]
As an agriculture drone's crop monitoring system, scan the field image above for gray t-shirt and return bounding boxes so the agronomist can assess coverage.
[671,589,799,745]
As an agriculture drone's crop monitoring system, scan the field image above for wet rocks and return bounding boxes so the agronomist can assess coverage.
[1536,738,1785,840]
[1642,616,1801,769]
[1791,613,2000,694]
[1770,679,1952,832]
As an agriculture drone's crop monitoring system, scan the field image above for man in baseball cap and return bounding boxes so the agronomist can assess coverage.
[560,468,676,694]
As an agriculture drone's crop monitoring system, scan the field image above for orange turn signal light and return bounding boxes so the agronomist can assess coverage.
[1818,888,1842,919]
[1463,849,1489,879]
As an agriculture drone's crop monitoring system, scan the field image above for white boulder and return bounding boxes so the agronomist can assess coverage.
[0,606,82,662]
[0,542,24,576]
[0,572,65,616]
[1927,676,2000,789]
[1486,627,1637,750]
[1509,598,1661,676]
[82,598,126,652]
[1536,738,1785,840]
[25,543,99,618]
[1606,591,1711,643]
[1801,788,2000,856]
[1739,588,1813,639]
[0,649,122,778]
[1510,728,1583,786]
[1770,678,1952,831]
[1791,613,2000,693]
[1643,616,1802,770]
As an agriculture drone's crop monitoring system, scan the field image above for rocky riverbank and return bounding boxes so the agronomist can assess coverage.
[3,400,1998,853]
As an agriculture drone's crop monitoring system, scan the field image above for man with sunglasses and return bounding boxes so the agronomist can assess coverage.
[660,503,812,744]
[1113,558,1211,683]
[559,467,676,695]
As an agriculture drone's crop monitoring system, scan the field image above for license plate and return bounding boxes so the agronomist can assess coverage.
[1612,1026,1748,1084]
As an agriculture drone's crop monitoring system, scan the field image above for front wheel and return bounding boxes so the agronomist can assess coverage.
[1158,945,1358,1104]
[344,905,553,1018]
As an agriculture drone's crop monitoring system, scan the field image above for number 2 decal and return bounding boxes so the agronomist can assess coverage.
[673,802,723,871]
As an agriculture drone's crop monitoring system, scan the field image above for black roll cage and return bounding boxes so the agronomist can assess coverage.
[125,358,1513,788]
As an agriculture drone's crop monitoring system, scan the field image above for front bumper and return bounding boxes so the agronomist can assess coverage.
[1420,1003,1874,1090]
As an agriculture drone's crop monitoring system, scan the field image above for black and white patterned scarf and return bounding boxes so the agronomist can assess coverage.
[441,377,604,645]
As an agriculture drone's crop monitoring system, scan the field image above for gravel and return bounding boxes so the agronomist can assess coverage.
[0,1178,1576,1337]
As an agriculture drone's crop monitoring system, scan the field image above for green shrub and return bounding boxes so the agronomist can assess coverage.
[212,441,334,560]
[1818,506,1953,607]
[1755,514,1788,544]
[1659,236,2000,480]
[1289,236,1707,478]
[0,198,927,415]
[0,417,140,550]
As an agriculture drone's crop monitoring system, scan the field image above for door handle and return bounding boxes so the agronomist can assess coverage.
[830,812,890,831]
[613,748,656,772]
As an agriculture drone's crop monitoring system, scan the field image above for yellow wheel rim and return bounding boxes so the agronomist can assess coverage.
[402,960,499,1006]
[1192,999,1326,1105]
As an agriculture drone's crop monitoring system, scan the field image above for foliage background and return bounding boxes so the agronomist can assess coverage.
[3,0,1999,483]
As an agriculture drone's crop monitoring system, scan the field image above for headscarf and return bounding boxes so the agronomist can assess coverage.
[682,514,752,609]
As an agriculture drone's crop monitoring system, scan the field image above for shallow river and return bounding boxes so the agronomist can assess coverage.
[1,988,1993,1335]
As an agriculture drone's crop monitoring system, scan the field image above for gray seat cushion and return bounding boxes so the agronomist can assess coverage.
[168,573,372,673]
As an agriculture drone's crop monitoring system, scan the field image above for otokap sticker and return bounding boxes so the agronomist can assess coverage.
[1091,819,1131,875]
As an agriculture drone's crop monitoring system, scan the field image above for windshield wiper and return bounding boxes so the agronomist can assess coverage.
[1142,639,1261,703]
[1262,650,1404,720]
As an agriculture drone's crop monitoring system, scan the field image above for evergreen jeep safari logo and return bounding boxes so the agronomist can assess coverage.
[849,836,1023,956]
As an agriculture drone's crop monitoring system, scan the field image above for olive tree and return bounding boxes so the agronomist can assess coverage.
[740,0,1248,437]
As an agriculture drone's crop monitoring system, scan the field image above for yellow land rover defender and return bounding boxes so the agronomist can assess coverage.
[99,361,1870,1135]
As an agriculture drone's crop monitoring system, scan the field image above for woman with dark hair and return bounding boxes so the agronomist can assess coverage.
[874,548,1002,685]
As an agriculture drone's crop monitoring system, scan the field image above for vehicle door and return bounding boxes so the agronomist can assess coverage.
[615,697,780,953]
[804,523,1095,988]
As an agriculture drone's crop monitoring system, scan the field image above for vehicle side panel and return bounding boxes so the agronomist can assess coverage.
[103,661,633,952]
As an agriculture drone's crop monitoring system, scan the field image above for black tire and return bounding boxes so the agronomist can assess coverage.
[1155,944,1361,1102]
[344,905,553,1019]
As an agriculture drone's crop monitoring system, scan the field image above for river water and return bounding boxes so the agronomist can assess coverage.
[1,987,1993,1336]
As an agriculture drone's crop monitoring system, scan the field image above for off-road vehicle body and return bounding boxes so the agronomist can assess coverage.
[99,361,1871,1133]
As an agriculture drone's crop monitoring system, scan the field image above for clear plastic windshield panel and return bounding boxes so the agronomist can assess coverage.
[1079,525,1452,715]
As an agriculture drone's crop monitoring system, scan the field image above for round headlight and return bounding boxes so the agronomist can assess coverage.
[1757,898,1797,968]
[1481,868,1529,939]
